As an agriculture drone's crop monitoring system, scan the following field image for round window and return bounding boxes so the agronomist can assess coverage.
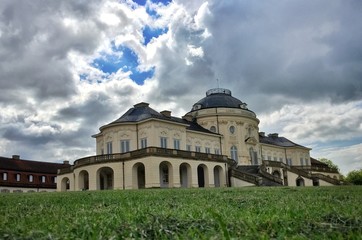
[210,126,216,133]
[229,126,235,134]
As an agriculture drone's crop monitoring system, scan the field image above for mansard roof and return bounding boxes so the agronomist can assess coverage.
[0,156,70,174]
[105,102,219,135]
[259,133,309,149]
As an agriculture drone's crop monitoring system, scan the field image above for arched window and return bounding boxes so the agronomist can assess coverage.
[210,126,216,133]
[230,146,238,162]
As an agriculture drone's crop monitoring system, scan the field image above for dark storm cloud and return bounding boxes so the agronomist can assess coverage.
[0,1,103,101]
[153,0,362,113]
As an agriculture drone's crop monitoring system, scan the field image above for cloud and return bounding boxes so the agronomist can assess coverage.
[0,0,361,177]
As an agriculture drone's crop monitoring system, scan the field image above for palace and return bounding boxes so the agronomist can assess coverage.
[57,88,341,191]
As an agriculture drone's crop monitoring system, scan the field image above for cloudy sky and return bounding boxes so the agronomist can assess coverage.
[0,0,361,175]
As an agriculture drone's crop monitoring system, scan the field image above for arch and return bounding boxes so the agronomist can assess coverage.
[179,163,192,188]
[197,164,209,188]
[296,177,305,187]
[313,178,320,186]
[60,177,70,191]
[272,170,281,179]
[230,146,238,163]
[78,170,89,190]
[213,165,224,187]
[97,167,114,190]
[132,162,145,189]
[159,161,173,188]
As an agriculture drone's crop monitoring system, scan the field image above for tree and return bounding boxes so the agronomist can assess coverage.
[318,158,340,172]
[345,169,362,185]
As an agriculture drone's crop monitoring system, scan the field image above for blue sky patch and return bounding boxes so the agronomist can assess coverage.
[132,0,172,6]
[143,26,168,45]
[92,44,154,85]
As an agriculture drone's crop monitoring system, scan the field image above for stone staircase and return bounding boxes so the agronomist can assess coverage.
[231,165,283,186]
[230,161,342,187]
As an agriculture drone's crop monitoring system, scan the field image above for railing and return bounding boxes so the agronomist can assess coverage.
[312,173,341,185]
[262,160,312,178]
[295,166,339,174]
[58,147,229,174]
[258,166,283,185]
[230,168,261,185]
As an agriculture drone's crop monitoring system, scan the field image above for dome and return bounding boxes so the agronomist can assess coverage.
[191,88,248,111]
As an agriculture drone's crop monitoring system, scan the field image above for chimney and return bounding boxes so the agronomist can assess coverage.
[160,110,171,117]
[259,132,265,137]
[63,160,70,165]
[12,155,20,160]
[268,133,279,138]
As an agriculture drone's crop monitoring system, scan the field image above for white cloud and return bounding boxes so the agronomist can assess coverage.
[312,143,362,175]
[0,0,361,179]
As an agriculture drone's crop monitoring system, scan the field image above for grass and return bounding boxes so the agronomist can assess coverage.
[0,186,361,239]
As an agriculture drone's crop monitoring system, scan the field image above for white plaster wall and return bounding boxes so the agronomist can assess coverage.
[230,177,255,187]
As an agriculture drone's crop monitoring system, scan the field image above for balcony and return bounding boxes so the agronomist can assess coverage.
[58,147,229,175]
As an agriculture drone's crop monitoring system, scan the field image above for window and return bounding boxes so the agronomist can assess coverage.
[273,157,277,161]
[210,126,216,133]
[2,172,7,181]
[28,175,33,182]
[229,126,235,134]
[106,142,112,154]
[279,157,283,162]
[140,138,147,148]
[305,158,309,165]
[300,158,304,166]
[52,176,57,183]
[267,156,271,160]
[195,146,201,152]
[205,147,211,154]
[287,158,292,166]
[160,137,167,148]
[230,146,238,162]
[174,139,180,150]
[41,176,46,183]
[186,145,192,151]
[214,148,220,155]
[101,149,104,155]
[120,140,130,153]
[16,174,21,182]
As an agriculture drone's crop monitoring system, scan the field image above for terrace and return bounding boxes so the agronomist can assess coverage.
[58,147,230,175]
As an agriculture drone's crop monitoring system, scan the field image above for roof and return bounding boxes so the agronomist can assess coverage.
[259,133,308,148]
[110,102,166,123]
[310,157,329,167]
[0,156,70,174]
[102,102,219,136]
[190,88,254,113]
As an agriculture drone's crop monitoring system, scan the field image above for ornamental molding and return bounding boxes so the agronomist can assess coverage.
[245,137,258,145]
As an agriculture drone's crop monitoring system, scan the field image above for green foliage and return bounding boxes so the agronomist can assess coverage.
[345,169,362,185]
[318,158,340,172]
[0,187,361,239]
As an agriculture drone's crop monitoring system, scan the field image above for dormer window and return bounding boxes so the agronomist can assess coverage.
[240,103,247,109]
[193,104,202,110]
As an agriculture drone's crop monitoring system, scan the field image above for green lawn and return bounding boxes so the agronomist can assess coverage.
[0,186,361,239]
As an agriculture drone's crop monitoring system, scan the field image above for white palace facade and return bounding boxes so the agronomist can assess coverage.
[57,88,341,191]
